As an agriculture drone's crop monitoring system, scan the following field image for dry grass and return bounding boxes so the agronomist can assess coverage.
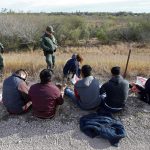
[3,43,150,80]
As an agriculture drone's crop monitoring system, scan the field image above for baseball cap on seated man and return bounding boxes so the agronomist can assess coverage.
[111,66,121,76]
[46,26,54,33]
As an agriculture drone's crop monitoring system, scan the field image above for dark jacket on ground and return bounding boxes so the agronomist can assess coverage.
[80,112,126,147]
[74,76,101,110]
[29,82,64,118]
[100,75,129,108]
[63,54,80,77]
[2,74,28,113]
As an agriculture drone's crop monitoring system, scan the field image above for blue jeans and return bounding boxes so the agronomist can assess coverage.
[65,88,101,111]
[65,88,90,110]
[64,88,80,106]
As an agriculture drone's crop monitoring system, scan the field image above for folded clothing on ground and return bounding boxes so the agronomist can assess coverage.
[80,112,126,147]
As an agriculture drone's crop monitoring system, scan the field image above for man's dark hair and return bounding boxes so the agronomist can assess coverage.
[40,69,53,84]
[111,66,120,75]
[81,65,92,77]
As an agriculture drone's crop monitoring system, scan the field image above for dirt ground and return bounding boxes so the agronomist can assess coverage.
[0,85,150,150]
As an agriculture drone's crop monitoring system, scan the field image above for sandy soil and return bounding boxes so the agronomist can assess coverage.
[0,90,150,150]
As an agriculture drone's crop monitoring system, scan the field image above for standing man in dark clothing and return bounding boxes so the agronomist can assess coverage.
[100,66,129,112]
[0,42,4,77]
[2,69,32,114]
[29,69,64,119]
[40,26,58,69]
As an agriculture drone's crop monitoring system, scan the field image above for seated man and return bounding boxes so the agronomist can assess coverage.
[131,78,150,104]
[65,65,102,110]
[29,69,64,119]
[100,66,129,112]
[2,69,31,114]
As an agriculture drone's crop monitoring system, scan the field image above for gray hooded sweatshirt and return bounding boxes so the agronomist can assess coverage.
[100,75,129,108]
[74,76,101,110]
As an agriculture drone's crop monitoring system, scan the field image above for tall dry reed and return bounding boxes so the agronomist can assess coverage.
[2,44,150,81]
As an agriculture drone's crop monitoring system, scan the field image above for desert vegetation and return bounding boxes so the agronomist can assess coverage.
[0,12,149,78]
[0,12,150,50]
[0,11,150,150]
[3,43,150,79]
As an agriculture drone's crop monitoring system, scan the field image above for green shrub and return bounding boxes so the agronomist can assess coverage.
[96,27,110,44]
[0,13,150,50]
[54,16,89,45]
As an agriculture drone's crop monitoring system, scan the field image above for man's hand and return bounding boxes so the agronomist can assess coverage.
[61,84,67,97]
[22,101,32,111]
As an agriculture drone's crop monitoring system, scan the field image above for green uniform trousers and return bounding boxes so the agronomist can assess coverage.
[45,54,55,69]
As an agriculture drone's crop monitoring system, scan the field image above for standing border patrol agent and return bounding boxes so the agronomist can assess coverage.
[40,26,58,69]
[0,43,4,77]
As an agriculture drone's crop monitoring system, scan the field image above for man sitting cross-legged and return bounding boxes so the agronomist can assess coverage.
[65,65,102,110]
[100,66,129,113]
[29,69,64,119]
[2,69,32,114]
